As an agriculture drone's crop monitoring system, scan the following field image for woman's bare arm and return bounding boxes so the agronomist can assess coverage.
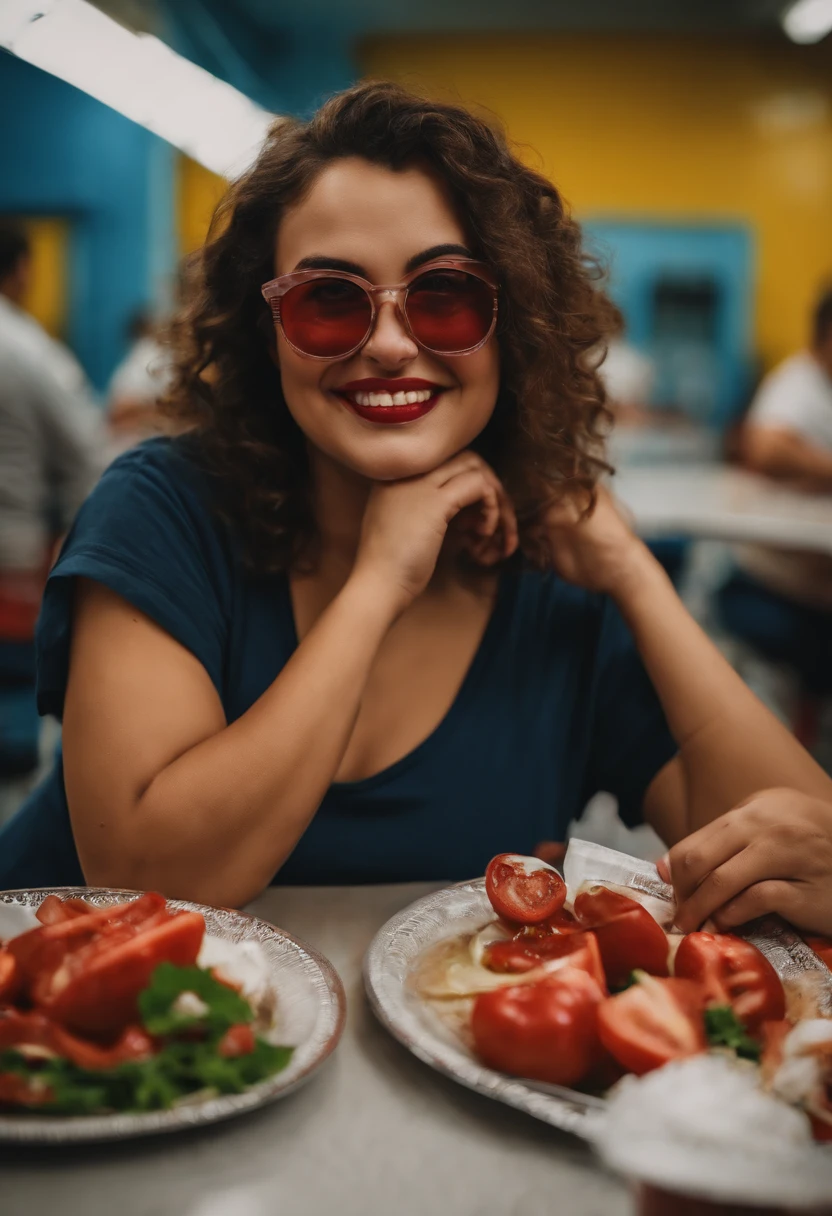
[63,451,517,907]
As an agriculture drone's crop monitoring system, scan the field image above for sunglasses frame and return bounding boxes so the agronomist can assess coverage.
[260,257,499,361]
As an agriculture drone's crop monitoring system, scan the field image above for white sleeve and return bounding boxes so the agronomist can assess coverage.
[747,360,822,438]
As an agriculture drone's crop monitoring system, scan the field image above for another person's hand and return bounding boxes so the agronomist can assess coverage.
[354,451,518,615]
[539,484,650,596]
[658,789,832,938]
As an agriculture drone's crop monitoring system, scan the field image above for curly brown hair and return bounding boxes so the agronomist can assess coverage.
[164,80,617,572]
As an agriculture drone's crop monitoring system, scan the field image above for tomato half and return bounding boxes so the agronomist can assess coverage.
[597,973,706,1076]
[0,1011,153,1069]
[804,936,832,971]
[483,930,607,991]
[471,967,604,1087]
[37,911,206,1036]
[0,1072,53,1107]
[0,949,21,1004]
[218,1024,256,1058]
[484,854,567,925]
[35,895,97,926]
[574,887,669,987]
[673,932,785,1033]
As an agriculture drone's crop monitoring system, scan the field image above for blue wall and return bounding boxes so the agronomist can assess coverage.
[0,51,175,391]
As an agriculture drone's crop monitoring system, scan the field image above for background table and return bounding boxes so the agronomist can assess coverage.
[2,883,631,1216]
[614,464,832,556]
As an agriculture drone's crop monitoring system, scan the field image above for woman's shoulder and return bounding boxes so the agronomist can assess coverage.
[97,434,212,503]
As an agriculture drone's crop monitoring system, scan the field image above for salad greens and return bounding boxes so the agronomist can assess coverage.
[704,1004,762,1062]
[1,963,292,1115]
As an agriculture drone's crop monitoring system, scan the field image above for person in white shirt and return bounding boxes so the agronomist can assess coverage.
[599,335,656,425]
[718,288,832,740]
[0,221,105,779]
[106,310,172,455]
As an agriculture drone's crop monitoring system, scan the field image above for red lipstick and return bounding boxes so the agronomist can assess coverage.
[333,378,449,425]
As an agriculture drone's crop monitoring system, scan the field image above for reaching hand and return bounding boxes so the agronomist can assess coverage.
[538,484,650,597]
[659,789,832,938]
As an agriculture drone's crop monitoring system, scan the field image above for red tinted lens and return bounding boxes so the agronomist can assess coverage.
[280,278,372,357]
[405,270,494,353]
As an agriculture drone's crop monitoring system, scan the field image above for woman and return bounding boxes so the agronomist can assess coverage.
[1,83,831,919]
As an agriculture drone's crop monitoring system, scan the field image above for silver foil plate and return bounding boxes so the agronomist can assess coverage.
[363,879,606,1141]
[0,887,346,1143]
[364,875,832,1142]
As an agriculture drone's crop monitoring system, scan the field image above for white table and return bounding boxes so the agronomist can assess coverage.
[1,884,631,1216]
[614,464,832,556]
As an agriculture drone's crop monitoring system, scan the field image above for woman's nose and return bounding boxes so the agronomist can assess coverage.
[361,298,419,367]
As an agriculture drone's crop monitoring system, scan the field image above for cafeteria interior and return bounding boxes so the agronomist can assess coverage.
[2,2,832,1214]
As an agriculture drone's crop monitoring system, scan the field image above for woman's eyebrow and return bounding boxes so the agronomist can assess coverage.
[405,244,473,272]
[292,255,367,275]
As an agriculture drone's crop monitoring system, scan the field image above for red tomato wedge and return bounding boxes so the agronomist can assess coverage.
[35,895,98,926]
[0,1072,53,1107]
[804,936,832,971]
[573,886,669,988]
[597,973,706,1076]
[218,1024,256,1058]
[37,911,206,1036]
[483,930,607,991]
[471,967,604,1087]
[485,854,567,925]
[0,949,21,1004]
[0,1011,153,1070]
[673,932,785,1033]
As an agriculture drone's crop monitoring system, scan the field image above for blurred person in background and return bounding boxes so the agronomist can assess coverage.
[106,309,172,455]
[0,220,104,791]
[599,330,656,427]
[718,287,832,745]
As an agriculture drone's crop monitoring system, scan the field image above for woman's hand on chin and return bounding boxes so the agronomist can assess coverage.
[352,451,518,616]
[539,483,652,597]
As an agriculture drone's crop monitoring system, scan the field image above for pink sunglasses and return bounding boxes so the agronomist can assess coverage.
[261,258,499,361]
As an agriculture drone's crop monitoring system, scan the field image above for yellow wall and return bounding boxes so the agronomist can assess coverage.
[361,34,832,370]
[19,217,68,338]
[178,156,227,255]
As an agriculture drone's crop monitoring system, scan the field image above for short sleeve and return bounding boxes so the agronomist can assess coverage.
[36,439,232,719]
[581,598,678,826]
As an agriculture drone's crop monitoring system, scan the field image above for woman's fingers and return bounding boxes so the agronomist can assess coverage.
[666,813,750,905]
[673,844,787,932]
[711,879,799,932]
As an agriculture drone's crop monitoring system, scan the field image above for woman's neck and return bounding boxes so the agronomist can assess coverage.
[307,447,371,574]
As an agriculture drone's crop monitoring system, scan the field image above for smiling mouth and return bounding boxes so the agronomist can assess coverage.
[333,383,448,424]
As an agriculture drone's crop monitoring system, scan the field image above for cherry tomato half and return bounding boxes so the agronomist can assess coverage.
[483,930,607,991]
[673,932,785,1033]
[471,967,604,1087]
[485,854,567,925]
[597,973,706,1076]
[0,949,21,1004]
[574,887,669,988]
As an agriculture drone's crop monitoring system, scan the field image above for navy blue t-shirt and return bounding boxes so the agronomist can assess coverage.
[0,439,677,889]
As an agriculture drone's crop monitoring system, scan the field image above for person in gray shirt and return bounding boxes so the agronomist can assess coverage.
[0,221,105,779]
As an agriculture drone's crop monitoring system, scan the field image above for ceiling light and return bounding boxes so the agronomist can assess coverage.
[0,0,275,176]
[782,0,832,43]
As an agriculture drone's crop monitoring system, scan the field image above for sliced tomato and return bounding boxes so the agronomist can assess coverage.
[37,911,206,1036]
[673,932,785,1033]
[483,930,607,990]
[484,854,567,925]
[0,1072,53,1107]
[574,887,669,988]
[218,1024,256,1058]
[35,895,97,926]
[471,967,604,1087]
[597,973,706,1076]
[804,936,832,970]
[0,949,21,1004]
[0,1011,154,1069]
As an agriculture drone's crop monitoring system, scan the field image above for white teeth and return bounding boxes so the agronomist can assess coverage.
[349,389,435,408]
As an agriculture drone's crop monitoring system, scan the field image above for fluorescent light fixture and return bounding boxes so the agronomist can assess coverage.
[782,0,832,43]
[0,0,276,176]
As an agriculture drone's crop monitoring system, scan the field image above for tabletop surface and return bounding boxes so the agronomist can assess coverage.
[2,882,631,1216]
[614,462,832,555]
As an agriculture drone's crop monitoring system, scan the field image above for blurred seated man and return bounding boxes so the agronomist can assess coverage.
[599,334,656,427]
[0,221,105,782]
[718,287,832,743]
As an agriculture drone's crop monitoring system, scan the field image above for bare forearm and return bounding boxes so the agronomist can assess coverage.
[123,573,396,904]
[612,546,832,830]
[744,427,832,490]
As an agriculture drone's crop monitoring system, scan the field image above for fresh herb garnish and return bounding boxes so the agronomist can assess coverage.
[138,962,253,1036]
[704,1005,762,1061]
